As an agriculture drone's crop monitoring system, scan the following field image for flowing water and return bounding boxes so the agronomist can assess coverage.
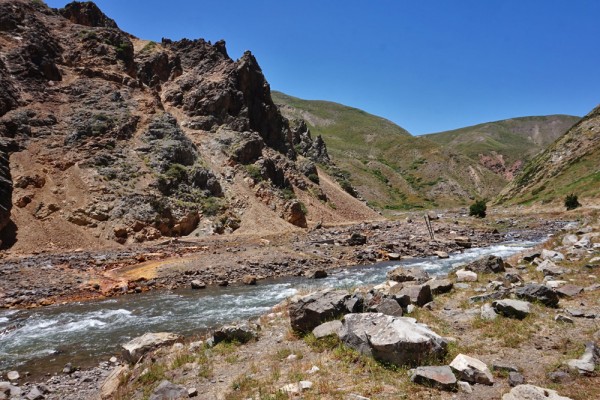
[0,240,539,375]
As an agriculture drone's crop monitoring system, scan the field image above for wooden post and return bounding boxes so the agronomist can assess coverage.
[424,214,435,241]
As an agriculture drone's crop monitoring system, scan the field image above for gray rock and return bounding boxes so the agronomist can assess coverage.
[457,381,472,393]
[371,298,403,317]
[492,363,519,373]
[148,380,187,400]
[187,387,198,397]
[470,290,508,303]
[305,269,327,279]
[213,324,255,344]
[548,371,573,383]
[465,255,506,273]
[387,253,401,260]
[567,342,600,375]
[566,308,596,319]
[502,384,572,400]
[121,332,182,363]
[449,354,494,385]
[536,260,568,276]
[6,371,19,381]
[395,284,432,307]
[555,314,574,324]
[541,249,565,261]
[344,294,364,313]
[454,236,472,248]
[312,320,343,339]
[555,284,583,298]
[456,269,477,282]
[26,387,45,400]
[515,284,559,307]
[347,232,366,246]
[522,250,541,262]
[339,313,447,366]
[480,303,498,320]
[289,289,350,332]
[100,365,129,400]
[562,234,579,246]
[387,266,430,283]
[410,366,457,391]
[190,280,205,289]
[492,299,531,320]
[508,371,525,387]
[428,278,454,295]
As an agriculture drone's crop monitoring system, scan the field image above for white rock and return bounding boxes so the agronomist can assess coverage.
[307,365,320,374]
[456,269,477,282]
[541,249,565,261]
[100,365,129,400]
[121,332,182,363]
[6,371,19,381]
[450,354,494,385]
[457,381,472,393]
[546,280,567,289]
[502,384,572,400]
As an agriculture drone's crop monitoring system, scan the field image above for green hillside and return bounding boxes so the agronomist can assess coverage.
[424,115,580,179]
[273,92,506,211]
[497,105,600,205]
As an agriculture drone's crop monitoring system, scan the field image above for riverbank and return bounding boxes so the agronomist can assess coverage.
[1,208,598,399]
[0,209,564,310]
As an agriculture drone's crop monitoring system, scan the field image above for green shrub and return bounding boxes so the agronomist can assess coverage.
[469,200,487,218]
[564,194,581,210]
[244,164,263,181]
[307,173,319,184]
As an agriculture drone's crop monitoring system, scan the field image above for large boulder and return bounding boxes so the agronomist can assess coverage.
[449,354,494,385]
[289,289,350,333]
[121,332,182,363]
[394,284,432,307]
[338,313,447,366]
[502,385,573,400]
[387,266,430,283]
[428,278,454,295]
[515,284,559,307]
[465,255,506,273]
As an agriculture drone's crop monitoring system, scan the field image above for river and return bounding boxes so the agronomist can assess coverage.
[0,240,539,376]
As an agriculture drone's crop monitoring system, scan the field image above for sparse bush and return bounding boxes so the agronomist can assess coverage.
[308,173,319,184]
[244,164,263,182]
[469,200,487,218]
[564,194,581,210]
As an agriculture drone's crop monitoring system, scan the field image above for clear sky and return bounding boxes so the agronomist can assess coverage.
[46,0,600,135]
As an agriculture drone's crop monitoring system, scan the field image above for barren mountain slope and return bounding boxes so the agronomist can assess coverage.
[0,0,378,253]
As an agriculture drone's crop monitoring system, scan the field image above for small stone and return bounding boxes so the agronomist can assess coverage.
[555,314,573,324]
[449,354,494,385]
[492,363,519,373]
[548,371,573,383]
[109,357,118,364]
[388,253,401,260]
[502,384,572,400]
[457,381,472,393]
[187,387,198,397]
[555,284,583,298]
[190,280,206,289]
[492,299,531,320]
[242,275,257,285]
[312,320,343,339]
[410,365,457,391]
[567,342,600,375]
[26,387,44,400]
[456,269,477,282]
[434,251,449,259]
[6,371,19,381]
[307,366,320,374]
[480,303,498,320]
[508,371,525,387]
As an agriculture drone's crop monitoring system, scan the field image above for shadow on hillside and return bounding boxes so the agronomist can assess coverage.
[0,220,17,249]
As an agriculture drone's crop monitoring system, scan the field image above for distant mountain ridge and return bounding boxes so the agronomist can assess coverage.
[497,105,600,205]
[424,115,580,180]
[273,91,506,211]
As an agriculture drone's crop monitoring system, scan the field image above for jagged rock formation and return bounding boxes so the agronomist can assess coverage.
[0,0,379,251]
[497,105,600,204]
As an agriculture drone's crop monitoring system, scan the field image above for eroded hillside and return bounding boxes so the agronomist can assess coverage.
[0,0,379,253]
[497,105,600,205]
[273,91,506,211]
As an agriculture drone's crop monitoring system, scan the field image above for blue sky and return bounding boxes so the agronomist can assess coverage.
[46,0,600,135]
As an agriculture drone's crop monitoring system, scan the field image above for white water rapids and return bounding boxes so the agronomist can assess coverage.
[0,240,538,374]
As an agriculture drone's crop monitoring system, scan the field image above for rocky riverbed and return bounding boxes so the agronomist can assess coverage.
[0,211,562,310]
[1,210,598,399]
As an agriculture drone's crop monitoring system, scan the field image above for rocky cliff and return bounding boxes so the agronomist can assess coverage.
[0,0,379,252]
